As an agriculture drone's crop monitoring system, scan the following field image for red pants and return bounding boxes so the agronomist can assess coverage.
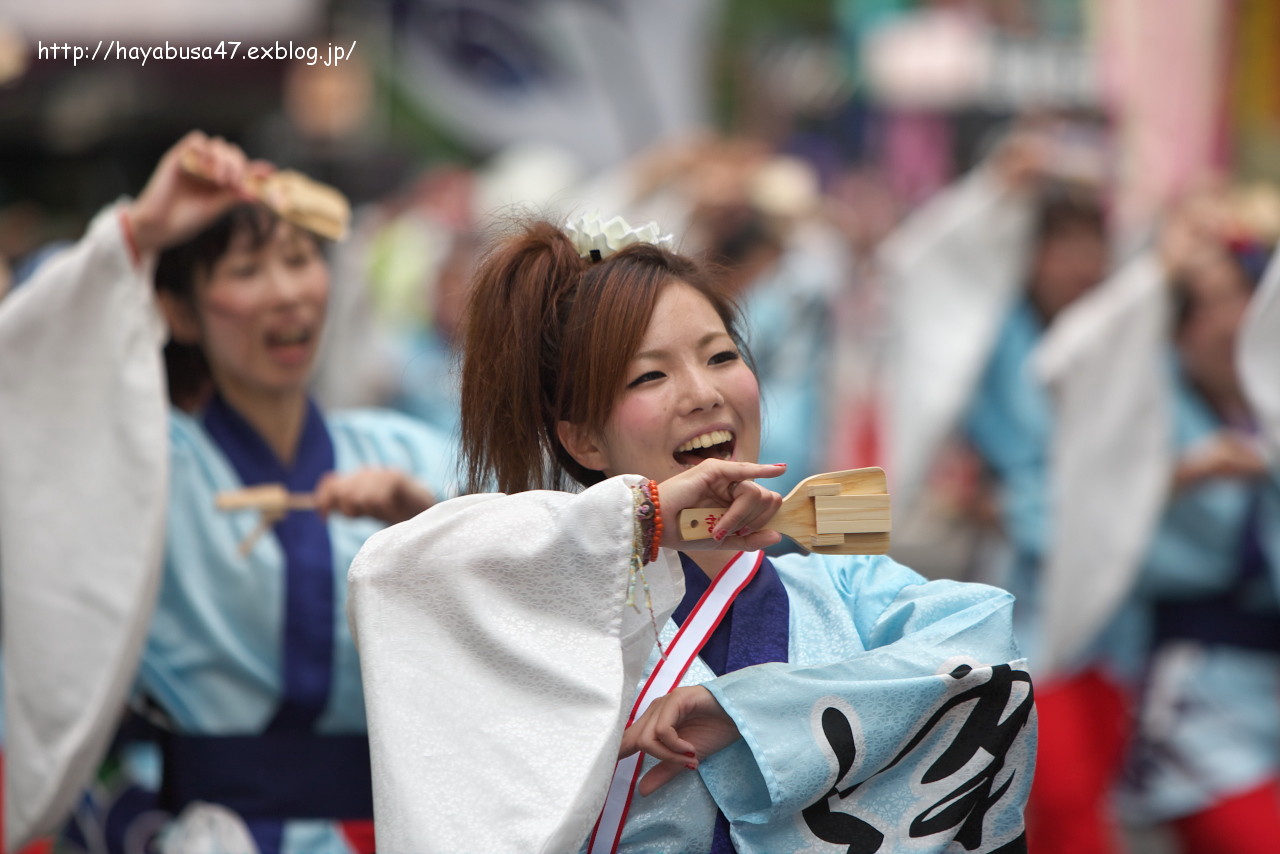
[1172,778,1280,854]
[1026,669,1130,854]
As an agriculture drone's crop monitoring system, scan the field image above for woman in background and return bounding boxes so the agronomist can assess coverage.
[0,133,456,854]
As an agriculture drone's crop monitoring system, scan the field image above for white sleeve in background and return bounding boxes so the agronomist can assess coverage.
[1033,252,1174,676]
[879,168,1035,515]
[1240,245,1280,466]
[0,205,169,849]
[347,476,684,854]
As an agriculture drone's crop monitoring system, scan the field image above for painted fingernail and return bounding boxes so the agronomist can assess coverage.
[685,752,696,758]
[685,763,697,771]
[735,527,751,537]
[713,530,727,543]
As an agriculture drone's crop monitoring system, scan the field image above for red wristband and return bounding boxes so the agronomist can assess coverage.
[647,479,663,563]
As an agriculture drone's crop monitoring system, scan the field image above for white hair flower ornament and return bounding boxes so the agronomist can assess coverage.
[565,212,674,261]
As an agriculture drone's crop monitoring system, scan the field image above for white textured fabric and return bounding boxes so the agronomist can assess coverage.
[0,205,169,848]
[1034,252,1174,675]
[1240,246,1280,465]
[880,168,1035,515]
[160,802,259,854]
[347,479,684,854]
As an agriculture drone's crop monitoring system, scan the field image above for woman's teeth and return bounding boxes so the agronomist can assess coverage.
[269,329,310,345]
[675,429,734,454]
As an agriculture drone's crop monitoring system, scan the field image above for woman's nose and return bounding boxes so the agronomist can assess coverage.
[681,367,724,413]
[265,264,306,303]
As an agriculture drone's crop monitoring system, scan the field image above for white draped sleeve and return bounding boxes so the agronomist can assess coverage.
[346,477,685,854]
[0,205,169,848]
[879,168,1035,515]
[1240,245,1280,465]
[1033,252,1174,675]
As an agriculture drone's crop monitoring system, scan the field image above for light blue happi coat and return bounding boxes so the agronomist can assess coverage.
[1121,370,1280,823]
[604,552,1035,853]
[124,403,456,854]
[963,297,1144,680]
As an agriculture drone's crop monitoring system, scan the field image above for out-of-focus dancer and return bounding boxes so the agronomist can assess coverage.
[0,132,456,854]
[881,125,1124,853]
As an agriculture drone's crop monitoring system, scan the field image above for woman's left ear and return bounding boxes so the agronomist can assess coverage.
[156,290,202,345]
[556,421,609,473]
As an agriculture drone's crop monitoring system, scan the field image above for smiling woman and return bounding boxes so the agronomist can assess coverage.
[460,221,756,495]
[155,204,329,415]
[0,132,458,854]
[348,215,1038,853]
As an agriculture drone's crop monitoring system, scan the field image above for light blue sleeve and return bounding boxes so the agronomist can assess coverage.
[963,300,1052,561]
[698,554,1032,850]
[1136,374,1252,599]
[740,259,833,496]
[322,407,463,731]
[327,407,462,500]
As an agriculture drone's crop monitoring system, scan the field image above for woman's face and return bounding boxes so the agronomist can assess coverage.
[193,221,329,401]
[567,281,762,482]
[1177,250,1251,396]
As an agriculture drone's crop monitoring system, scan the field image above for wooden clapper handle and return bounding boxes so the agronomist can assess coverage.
[215,484,317,514]
[678,467,891,555]
[215,484,318,557]
[179,149,351,241]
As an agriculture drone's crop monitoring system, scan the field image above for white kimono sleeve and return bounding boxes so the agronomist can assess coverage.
[346,477,685,854]
[0,206,169,848]
[879,168,1035,515]
[1033,252,1174,676]
[1240,245,1280,465]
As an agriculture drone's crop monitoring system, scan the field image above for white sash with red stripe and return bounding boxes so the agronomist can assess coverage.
[588,550,763,854]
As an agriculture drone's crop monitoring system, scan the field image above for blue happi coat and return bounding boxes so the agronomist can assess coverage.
[70,398,456,854]
[606,551,1035,853]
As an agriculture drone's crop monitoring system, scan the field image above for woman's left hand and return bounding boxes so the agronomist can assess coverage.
[314,467,436,525]
[618,685,742,796]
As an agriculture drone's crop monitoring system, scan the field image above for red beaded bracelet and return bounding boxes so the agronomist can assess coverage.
[647,478,662,563]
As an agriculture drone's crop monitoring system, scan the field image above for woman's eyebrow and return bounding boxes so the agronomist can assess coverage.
[631,331,730,362]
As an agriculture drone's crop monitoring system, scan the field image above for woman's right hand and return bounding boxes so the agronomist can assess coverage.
[125,131,272,256]
[656,460,786,553]
[1173,431,1268,490]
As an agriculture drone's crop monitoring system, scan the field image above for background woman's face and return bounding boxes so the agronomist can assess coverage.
[1177,250,1252,397]
[584,281,761,482]
[194,221,329,401]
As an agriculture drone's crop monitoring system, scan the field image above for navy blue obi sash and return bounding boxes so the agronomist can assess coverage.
[160,731,374,820]
[1153,488,1280,652]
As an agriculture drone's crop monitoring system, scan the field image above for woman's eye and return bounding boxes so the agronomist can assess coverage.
[230,264,259,279]
[709,350,740,365]
[627,370,665,388]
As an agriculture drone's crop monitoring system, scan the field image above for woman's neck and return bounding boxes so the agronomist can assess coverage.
[217,385,310,466]
[1195,372,1252,430]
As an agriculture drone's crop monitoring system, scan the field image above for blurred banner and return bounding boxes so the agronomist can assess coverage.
[0,0,319,40]
[1095,0,1232,233]
[388,0,721,170]
[855,4,1097,111]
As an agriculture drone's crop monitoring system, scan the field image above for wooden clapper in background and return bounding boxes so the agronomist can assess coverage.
[215,484,317,557]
